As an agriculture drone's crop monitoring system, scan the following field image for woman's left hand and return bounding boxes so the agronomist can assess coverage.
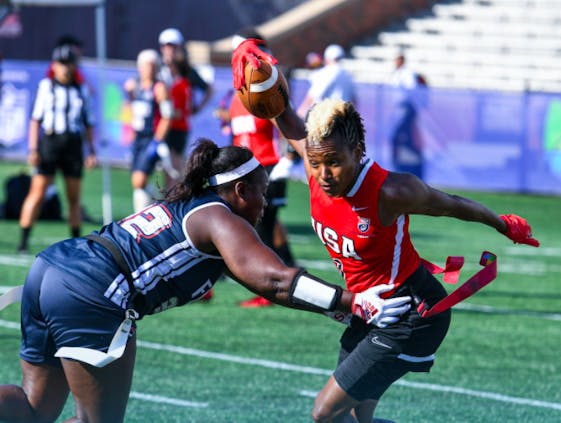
[85,153,97,169]
[499,214,540,247]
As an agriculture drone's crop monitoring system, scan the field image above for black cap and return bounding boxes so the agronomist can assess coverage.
[52,45,77,64]
[56,34,83,48]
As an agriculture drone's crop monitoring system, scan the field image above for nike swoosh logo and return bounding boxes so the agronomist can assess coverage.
[371,336,392,349]
[352,206,369,212]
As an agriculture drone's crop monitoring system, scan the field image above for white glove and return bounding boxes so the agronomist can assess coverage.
[269,156,293,181]
[351,284,411,328]
[156,142,180,179]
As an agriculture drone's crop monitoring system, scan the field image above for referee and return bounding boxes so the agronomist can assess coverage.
[17,45,96,253]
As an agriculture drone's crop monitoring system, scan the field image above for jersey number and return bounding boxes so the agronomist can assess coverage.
[120,204,173,243]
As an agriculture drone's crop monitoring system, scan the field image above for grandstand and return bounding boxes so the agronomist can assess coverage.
[346,0,561,92]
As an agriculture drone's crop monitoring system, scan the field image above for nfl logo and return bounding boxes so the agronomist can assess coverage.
[357,217,370,233]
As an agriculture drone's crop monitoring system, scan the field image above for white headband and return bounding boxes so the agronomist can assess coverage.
[208,157,261,186]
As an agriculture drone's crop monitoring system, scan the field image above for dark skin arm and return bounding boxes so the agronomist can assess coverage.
[379,172,508,232]
[273,104,307,160]
[270,90,508,234]
[186,203,354,311]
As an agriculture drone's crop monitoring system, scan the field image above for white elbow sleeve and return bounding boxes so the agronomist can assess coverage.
[159,100,173,119]
[288,270,342,312]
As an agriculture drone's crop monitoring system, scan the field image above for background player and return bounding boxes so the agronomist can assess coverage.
[158,28,214,179]
[123,49,173,212]
[17,45,96,253]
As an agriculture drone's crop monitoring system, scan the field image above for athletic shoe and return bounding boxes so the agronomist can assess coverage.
[239,296,273,308]
[16,245,29,255]
[199,289,214,302]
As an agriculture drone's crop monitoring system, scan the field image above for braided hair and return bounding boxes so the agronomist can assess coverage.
[305,99,366,159]
[165,138,259,202]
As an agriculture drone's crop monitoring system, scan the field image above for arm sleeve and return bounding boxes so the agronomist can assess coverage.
[81,85,96,127]
[31,79,49,121]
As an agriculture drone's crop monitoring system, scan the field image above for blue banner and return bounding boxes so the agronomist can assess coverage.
[1,60,560,195]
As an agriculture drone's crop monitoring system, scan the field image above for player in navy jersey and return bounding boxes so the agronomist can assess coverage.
[232,40,540,423]
[124,49,173,212]
[0,139,413,423]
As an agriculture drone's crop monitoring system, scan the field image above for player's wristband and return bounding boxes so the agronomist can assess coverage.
[288,269,342,312]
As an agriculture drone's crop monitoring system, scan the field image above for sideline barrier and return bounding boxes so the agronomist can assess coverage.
[1,60,560,195]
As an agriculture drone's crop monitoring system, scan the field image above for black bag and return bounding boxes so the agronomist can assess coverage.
[2,172,63,221]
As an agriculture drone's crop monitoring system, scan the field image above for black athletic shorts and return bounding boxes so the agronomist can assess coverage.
[37,132,84,178]
[334,265,452,401]
[264,165,287,208]
[166,129,189,155]
[255,166,288,248]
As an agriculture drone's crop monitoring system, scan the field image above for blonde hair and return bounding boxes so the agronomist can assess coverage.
[305,99,366,156]
[137,49,160,67]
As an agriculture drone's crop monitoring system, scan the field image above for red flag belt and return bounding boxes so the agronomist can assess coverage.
[418,251,497,318]
[420,255,464,284]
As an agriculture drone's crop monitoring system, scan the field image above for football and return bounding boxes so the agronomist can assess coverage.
[237,60,289,119]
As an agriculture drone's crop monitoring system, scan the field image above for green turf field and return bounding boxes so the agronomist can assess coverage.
[0,161,559,422]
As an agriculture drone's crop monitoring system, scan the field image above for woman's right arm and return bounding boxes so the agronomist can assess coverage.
[186,204,411,324]
[272,104,307,160]
[188,204,325,307]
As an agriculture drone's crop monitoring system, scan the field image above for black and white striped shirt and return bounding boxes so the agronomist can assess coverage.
[31,78,94,135]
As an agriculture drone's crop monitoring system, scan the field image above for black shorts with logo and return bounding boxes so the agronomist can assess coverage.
[38,132,84,178]
[334,265,452,401]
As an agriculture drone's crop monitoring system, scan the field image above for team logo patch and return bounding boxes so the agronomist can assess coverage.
[357,217,370,233]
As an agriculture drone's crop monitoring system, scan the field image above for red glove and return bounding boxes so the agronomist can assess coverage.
[231,38,278,90]
[500,214,540,247]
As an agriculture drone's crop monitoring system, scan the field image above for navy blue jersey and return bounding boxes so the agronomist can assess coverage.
[38,192,228,317]
[130,82,158,138]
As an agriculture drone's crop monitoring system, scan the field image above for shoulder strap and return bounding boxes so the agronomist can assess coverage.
[85,234,135,294]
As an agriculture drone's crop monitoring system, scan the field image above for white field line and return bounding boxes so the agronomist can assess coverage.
[453,303,561,321]
[300,381,561,412]
[2,253,561,276]
[0,286,23,294]
[0,319,560,412]
[128,392,207,408]
[505,246,561,257]
[0,319,206,409]
[0,255,35,267]
[2,283,561,323]
[299,258,561,276]
[137,340,331,376]
[121,341,561,413]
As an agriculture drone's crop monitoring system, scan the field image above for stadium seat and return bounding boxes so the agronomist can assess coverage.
[343,0,561,92]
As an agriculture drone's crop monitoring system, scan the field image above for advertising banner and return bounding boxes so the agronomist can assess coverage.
[1,60,560,195]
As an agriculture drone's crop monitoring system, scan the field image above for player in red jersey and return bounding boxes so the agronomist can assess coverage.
[232,40,540,423]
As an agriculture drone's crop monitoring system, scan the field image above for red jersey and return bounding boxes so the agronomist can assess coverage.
[170,77,192,131]
[309,160,420,293]
[229,94,279,167]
